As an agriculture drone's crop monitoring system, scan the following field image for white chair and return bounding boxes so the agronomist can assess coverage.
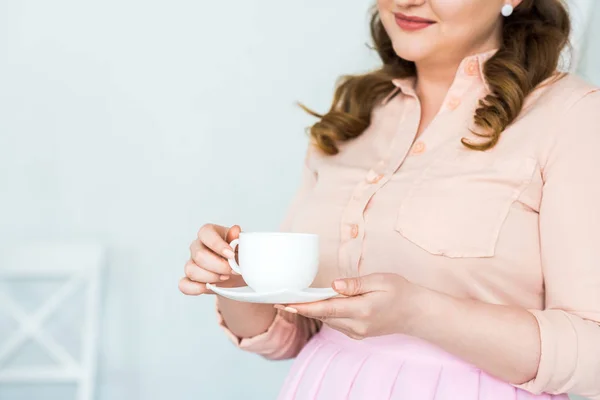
[0,242,104,400]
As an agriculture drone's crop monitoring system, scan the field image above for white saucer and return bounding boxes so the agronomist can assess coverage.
[206,283,338,304]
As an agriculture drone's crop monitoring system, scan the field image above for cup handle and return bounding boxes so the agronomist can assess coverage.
[228,239,242,275]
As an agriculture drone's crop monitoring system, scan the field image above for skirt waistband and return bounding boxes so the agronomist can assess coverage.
[317,324,478,370]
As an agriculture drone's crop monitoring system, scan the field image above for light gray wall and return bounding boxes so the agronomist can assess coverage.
[577,1,600,84]
[0,0,375,399]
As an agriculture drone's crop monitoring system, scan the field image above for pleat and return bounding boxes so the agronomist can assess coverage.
[478,372,519,400]
[347,355,405,400]
[277,338,325,400]
[431,365,480,400]
[518,390,567,400]
[307,349,342,399]
[517,391,550,400]
[292,342,341,399]
[389,363,442,400]
[314,350,370,400]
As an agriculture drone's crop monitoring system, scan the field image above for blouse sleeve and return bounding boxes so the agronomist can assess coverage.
[514,89,600,399]
[215,144,322,360]
[215,302,321,360]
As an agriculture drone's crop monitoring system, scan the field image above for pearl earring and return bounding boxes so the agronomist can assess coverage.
[501,3,514,17]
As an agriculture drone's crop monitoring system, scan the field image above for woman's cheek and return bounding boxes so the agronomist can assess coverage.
[430,0,489,22]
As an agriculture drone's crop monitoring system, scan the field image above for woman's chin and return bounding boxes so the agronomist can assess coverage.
[392,43,436,64]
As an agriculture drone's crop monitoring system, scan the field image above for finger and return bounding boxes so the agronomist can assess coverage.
[190,237,231,274]
[332,273,389,296]
[189,245,232,275]
[178,277,214,295]
[225,225,241,243]
[277,297,359,319]
[184,260,229,283]
[198,224,235,259]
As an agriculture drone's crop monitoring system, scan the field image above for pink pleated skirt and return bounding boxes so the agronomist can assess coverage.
[278,325,568,400]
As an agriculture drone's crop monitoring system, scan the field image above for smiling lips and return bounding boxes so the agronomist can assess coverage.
[394,13,436,31]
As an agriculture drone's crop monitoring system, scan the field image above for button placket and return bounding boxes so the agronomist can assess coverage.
[338,220,363,277]
[339,98,420,276]
[339,167,387,276]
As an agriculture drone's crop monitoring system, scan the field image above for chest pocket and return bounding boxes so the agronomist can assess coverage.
[394,156,537,258]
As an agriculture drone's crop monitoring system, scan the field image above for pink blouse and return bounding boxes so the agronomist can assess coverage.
[217,50,600,399]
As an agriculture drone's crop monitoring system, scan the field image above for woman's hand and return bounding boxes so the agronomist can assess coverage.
[179,224,246,295]
[275,273,425,340]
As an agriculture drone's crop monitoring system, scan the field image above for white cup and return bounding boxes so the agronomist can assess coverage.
[228,232,319,293]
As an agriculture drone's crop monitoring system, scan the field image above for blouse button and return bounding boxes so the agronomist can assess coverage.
[350,224,359,239]
[465,60,479,76]
[369,174,384,184]
[410,141,427,155]
[447,97,461,110]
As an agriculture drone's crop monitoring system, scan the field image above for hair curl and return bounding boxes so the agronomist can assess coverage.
[298,0,571,155]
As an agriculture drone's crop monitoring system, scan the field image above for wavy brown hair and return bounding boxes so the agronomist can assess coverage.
[299,0,571,155]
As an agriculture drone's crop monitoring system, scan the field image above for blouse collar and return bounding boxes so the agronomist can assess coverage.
[384,48,499,104]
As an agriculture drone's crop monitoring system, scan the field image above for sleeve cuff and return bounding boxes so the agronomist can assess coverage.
[513,309,600,398]
[215,296,320,360]
[513,309,574,394]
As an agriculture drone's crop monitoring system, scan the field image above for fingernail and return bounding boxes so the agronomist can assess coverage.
[284,307,298,314]
[333,280,346,291]
[223,249,235,259]
[220,275,230,281]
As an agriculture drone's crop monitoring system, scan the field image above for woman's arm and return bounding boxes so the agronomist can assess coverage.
[217,298,278,338]
[407,290,541,384]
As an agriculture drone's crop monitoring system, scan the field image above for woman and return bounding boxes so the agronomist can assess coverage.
[180,0,600,399]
